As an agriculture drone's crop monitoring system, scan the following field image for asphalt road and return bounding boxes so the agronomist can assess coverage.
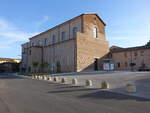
[0,73,150,113]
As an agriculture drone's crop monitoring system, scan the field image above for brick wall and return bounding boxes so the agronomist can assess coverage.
[76,14,109,72]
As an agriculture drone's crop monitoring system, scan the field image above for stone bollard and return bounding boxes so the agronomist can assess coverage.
[44,76,47,80]
[72,78,78,85]
[38,76,40,80]
[40,76,42,79]
[37,76,39,80]
[42,76,45,80]
[61,78,67,83]
[101,81,109,89]
[35,75,37,79]
[126,83,136,93]
[40,76,42,80]
[85,80,92,87]
[53,77,58,82]
[32,75,35,79]
[48,77,52,81]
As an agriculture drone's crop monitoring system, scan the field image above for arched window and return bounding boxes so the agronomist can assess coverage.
[73,27,78,38]
[93,27,98,38]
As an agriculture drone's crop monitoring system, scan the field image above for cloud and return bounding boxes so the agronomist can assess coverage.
[36,16,50,28]
[0,18,38,49]
[0,16,50,58]
[0,19,16,31]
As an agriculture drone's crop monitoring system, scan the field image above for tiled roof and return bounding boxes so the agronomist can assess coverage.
[110,45,150,53]
[0,58,20,60]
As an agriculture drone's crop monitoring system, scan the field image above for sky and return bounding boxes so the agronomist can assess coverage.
[0,0,150,59]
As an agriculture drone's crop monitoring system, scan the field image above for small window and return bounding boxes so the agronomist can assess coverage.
[134,51,138,57]
[117,62,120,68]
[140,51,144,56]
[61,32,66,41]
[28,66,31,72]
[93,27,98,38]
[52,35,55,43]
[32,43,34,46]
[73,27,78,38]
[29,50,31,55]
[124,52,127,57]
[125,62,127,67]
[44,38,47,46]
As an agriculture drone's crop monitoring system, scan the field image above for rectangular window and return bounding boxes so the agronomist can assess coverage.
[52,35,55,43]
[28,66,31,72]
[125,62,127,67]
[140,50,144,56]
[73,27,78,38]
[32,43,34,46]
[29,50,31,55]
[61,32,66,41]
[117,62,120,68]
[124,52,127,57]
[134,51,138,57]
[44,38,47,46]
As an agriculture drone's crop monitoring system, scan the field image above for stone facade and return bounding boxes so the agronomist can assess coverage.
[76,14,109,71]
[21,14,109,73]
[110,46,150,71]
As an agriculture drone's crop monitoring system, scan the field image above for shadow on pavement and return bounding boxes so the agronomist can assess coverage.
[47,81,150,102]
[135,76,150,84]
[47,85,97,93]
[0,73,23,79]
[78,90,150,102]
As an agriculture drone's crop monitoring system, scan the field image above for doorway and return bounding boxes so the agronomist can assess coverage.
[94,58,98,71]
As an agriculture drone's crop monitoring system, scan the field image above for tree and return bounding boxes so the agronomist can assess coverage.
[41,62,49,72]
[32,62,39,73]
[41,62,49,68]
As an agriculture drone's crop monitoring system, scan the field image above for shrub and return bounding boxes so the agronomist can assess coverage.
[41,62,49,68]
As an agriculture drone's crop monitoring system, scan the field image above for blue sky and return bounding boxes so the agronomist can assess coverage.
[0,0,150,58]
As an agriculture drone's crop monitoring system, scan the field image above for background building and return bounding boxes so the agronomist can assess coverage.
[110,45,150,71]
[21,13,109,73]
[0,58,21,73]
[0,58,21,63]
[0,62,20,73]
